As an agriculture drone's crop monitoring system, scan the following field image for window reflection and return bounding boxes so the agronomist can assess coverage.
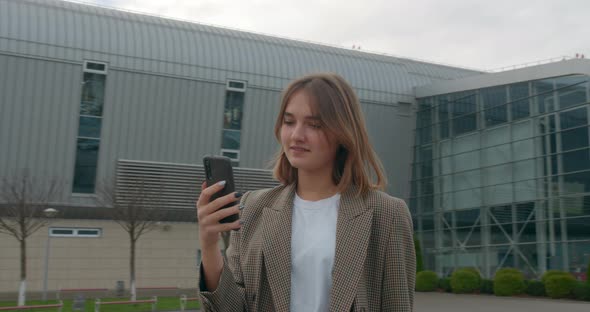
[78,116,102,138]
[80,73,105,116]
[556,75,588,110]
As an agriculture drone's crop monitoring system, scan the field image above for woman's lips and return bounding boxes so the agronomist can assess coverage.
[290,146,309,152]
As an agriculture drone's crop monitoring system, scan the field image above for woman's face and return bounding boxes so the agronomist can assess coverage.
[280,90,338,176]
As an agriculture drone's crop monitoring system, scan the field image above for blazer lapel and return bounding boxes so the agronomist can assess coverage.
[261,183,296,312]
[330,188,373,312]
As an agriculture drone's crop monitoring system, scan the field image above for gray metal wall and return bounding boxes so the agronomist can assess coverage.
[0,0,481,207]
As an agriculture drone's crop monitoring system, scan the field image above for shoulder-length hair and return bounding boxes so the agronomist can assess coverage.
[272,73,387,196]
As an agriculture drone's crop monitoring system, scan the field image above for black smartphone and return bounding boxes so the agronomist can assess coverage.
[203,155,239,224]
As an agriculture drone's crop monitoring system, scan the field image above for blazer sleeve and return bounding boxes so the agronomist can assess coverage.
[197,192,250,312]
[382,198,416,311]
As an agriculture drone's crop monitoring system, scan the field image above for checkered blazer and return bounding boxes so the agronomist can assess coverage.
[198,183,415,311]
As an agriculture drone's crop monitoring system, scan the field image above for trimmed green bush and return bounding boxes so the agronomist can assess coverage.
[525,280,546,297]
[541,270,570,284]
[496,268,523,277]
[494,273,526,296]
[545,274,577,299]
[480,279,494,294]
[416,271,439,292]
[572,282,590,301]
[459,267,482,286]
[451,270,480,294]
[439,278,452,293]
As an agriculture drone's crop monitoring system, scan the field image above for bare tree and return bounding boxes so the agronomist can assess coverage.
[97,178,164,301]
[0,171,61,306]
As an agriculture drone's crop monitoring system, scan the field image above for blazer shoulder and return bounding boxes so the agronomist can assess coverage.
[241,184,289,208]
[367,190,411,222]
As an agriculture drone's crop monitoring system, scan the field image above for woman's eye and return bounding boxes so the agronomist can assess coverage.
[309,122,322,129]
[283,119,294,125]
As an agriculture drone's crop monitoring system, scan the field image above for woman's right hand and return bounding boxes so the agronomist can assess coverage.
[196,181,243,251]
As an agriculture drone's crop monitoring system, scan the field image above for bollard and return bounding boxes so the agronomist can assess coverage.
[151,296,158,312]
[180,294,187,311]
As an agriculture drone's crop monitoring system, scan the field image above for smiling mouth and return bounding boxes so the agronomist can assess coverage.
[290,146,309,152]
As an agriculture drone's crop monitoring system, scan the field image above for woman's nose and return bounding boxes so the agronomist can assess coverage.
[291,124,305,141]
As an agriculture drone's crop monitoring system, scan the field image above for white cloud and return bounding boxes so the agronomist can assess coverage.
[83,0,590,70]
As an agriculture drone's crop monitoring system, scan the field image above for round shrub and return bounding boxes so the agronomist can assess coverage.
[480,279,494,294]
[451,270,480,294]
[439,277,452,293]
[458,267,482,286]
[494,273,525,296]
[416,271,439,292]
[545,274,577,299]
[496,268,523,277]
[572,282,590,301]
[542,270,570,284]
[525,280,546,297]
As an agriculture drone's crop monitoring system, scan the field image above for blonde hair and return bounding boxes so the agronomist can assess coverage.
[272,73,387,196]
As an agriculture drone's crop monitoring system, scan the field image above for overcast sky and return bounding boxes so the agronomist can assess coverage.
[85,0,589,71]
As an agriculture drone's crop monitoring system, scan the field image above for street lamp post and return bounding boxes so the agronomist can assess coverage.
[42,208,58,301]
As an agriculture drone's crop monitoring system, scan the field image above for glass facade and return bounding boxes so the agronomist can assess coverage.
[412,74,590,279]
[220,80,246,165]
[73,64,107,193]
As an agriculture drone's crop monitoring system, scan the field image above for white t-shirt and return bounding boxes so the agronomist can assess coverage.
[290,192,340,312]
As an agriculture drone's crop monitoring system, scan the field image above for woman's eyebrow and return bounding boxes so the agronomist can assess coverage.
[283,112,320,120]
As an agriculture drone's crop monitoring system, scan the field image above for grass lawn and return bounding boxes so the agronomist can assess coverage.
[0,296,201,311]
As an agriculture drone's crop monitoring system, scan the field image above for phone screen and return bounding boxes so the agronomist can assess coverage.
[203,155,238,223]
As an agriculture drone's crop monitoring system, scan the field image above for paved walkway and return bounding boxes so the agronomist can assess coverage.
[415,292,590,312]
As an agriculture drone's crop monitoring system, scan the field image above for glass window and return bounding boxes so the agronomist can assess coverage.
[417,102,432,144]
[563,196,588,217]
[568,241,590,275]
[562,171,590,194]
[419,146,433,177]
[560,107,587,129]
[482,86,507,127]
[50,228,101,237]
[421,195,434,214]
[73,138,100,193]
[86,62,106,72]
[566,217,590,241]
[221,129,241,150]
[421,215,434,231]
[556,75,588,110]
[80,73,105,116]
[453,114,477,136]
[510,83,530,120]
[223,91,244,130]
[562,149,590,173]
[561,127,588,152]
[455,209,480,228]
[78,116,102,138]
[451,92,477,136]
[50,229,74,236]
[221,150,239,161]
[77,229,101,237]
[533,79,554,113]
[490,205,513,224]
[438,97,450,139]
[491,223,512,245]
[515,202,535,222]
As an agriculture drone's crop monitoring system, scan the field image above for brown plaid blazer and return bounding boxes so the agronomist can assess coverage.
[198,183,415,311]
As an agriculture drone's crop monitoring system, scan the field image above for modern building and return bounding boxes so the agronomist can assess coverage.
[412,61,590,280]
[0,0,588,296]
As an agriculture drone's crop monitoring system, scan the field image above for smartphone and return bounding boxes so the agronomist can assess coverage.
[203,155,239,223]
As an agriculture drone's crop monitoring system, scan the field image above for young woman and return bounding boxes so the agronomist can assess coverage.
[196,73,415,311]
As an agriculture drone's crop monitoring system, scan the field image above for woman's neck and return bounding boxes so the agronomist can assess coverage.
[296,170,338,201]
